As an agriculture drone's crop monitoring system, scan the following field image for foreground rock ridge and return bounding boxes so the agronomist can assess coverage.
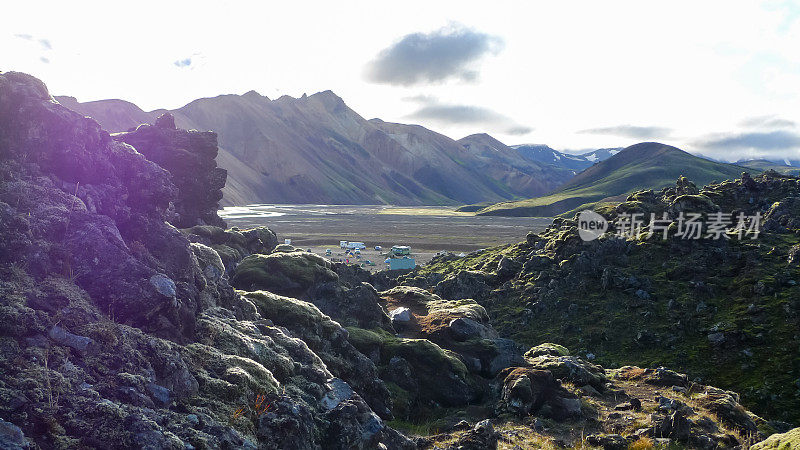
[0,71,797,449]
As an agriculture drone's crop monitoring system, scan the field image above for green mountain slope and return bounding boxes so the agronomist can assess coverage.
[476,142,747,216]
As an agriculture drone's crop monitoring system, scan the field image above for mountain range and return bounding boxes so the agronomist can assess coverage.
[57,92,586,207]
[737,159,800,175]
[56,92,772,215]
[512,144,622,171]
[473,142,748,216]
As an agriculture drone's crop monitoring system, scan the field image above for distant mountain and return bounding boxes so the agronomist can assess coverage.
[56,92,571,206]
[737,159,800,175]
[56,96,167,131]
[456,134,576,196]
[580,147,623,163]
[512,144,594,172]
[474,142,748,216]
[750,157,800,168]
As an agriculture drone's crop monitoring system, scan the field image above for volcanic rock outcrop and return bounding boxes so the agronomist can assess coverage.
[0,72,413,449]
[113,113,227,228]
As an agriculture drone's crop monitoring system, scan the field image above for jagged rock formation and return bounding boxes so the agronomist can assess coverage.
[0,72,413,449]
[0,71,200,341]
[112,113,227,228]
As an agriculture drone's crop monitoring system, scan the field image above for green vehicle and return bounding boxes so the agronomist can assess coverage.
[390,245,411,256]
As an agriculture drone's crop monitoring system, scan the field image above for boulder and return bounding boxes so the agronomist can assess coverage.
[615,366,688,388]
[586,434,630,450]
[320,378,354,410]
[763,197,800,232]
[524,354,607,391]
[183,225,278,273]
[524,343,570,358]
[498,367,583,420]
[669,194,720,216]
[380,286,490,332]
[346,326,478,408]
[434,270,493,301]
[48,325,93,352]
[651,410,692,441]
[448,419,498,450]
[676,176,699,195]
[242,291,393,418]
[389,307,412,324]
[0,419,30,450]
[448,317,498,341]
[231,251,338,295]
[308,281,393,331]
[697,389,759,434]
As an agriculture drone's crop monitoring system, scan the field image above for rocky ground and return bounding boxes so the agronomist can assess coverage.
[1,71,798,449]
[400,173,800,442]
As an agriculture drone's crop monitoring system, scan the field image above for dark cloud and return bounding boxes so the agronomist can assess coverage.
[739,115,796,129]
[506,125,534,136]
[578,125,672,139]
[406,97,532,135]
[174,58,192,68]
[695,130,800,151]
[409,103,503,123]
[365,25,503,86]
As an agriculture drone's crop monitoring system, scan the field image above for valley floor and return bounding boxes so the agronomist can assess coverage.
[221,204,552,254]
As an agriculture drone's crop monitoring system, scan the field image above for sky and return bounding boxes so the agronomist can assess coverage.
[3,0,800,162]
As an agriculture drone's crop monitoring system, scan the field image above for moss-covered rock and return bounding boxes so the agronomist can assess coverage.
[243,291,393,419]
[751,427,800,449]
[764,197,800,232]
[183,225,277,273]
[410,173,800,424]
[345,325,481,414]
[525,343,570,358]
[524,354,608,391]
[232,251,338,295]
[380,286,489,332]
[498,367,582,420]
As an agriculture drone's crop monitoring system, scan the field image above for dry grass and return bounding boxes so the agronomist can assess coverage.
[628,437,655,450]
[43,347,60,411]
